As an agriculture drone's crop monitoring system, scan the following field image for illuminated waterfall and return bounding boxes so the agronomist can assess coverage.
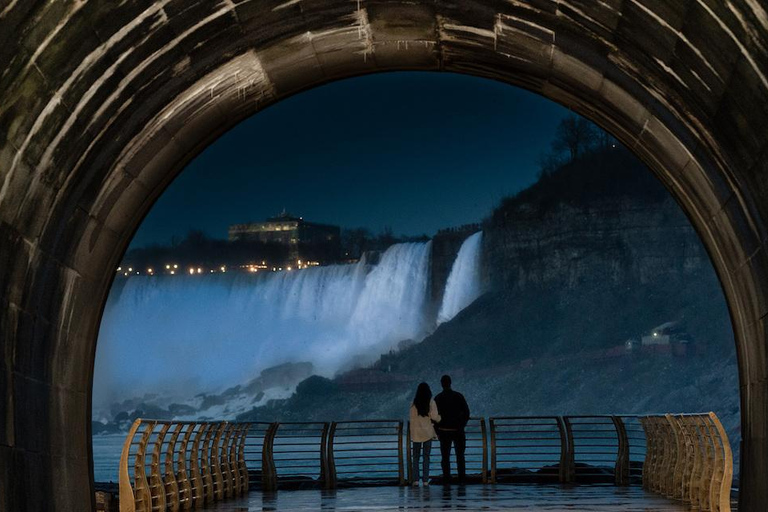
[437,231,485,324]
[94,242,432,404]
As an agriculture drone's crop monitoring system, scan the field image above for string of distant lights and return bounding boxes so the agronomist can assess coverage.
[115,259,322,277]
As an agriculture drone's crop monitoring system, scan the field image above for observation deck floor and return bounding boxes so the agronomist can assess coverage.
[201,483,728,511]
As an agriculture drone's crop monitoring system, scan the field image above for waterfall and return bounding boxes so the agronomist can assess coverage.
[93,242,432,406]
[437,231,485,325]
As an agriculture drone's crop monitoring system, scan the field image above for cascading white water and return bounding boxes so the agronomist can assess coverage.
[437,231,485,325]
[93,242,432,407]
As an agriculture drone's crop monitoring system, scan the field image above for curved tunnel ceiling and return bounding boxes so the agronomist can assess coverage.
[1,1,768,510]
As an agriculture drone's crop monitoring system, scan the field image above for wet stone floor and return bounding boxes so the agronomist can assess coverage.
[200,483,705,511]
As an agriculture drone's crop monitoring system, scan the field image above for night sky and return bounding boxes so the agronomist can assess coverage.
[129,72,572,249]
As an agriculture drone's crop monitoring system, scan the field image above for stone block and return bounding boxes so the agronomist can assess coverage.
[12,376,50,454]
[367,2,437,42]
[617,0,682,65]
[50,455,94,512]
[0,359,13,448]
[50,297,102,396]
[12,308,50,387]
[257,38,325,97]
[595,79,651,146]
[551,49,604,97]
[708,196,764,278]
[66,216,123,284]
[49,388,89,462]
[713,56,768,177]
[0,223,31,309]
[558,0,622,37]
[33,10,103,93]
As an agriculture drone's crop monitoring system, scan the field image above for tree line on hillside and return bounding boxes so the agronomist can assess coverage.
[491,114,667,222]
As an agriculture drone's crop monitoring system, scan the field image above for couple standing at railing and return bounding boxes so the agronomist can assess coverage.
[409,374,470,487]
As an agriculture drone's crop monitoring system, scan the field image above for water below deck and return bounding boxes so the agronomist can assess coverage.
[198,483,731,511]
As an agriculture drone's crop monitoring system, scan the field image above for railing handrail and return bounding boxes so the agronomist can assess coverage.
[117,413,733,511]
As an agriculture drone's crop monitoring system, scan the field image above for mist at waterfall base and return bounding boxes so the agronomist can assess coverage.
[94,236,484,413]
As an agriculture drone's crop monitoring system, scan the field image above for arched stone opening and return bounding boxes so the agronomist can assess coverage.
[1,1,767,510]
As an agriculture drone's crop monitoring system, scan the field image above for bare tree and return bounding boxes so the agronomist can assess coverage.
[537,150,563,179]
[552,114,597,161]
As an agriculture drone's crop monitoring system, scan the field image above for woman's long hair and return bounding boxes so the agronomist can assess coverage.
[413,382,432,417]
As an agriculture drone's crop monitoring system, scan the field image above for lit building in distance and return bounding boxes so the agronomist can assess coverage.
[228,212,341,264]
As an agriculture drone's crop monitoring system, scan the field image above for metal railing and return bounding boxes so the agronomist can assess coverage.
[264,422,329,490]
[565,415,624,483]
[406,417,487,484]
[118,412,732,511]
[329,420,404,487]
[490,416,567,483]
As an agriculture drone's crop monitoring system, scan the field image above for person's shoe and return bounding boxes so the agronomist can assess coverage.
[412,480,420,487]
[422,479,430,486]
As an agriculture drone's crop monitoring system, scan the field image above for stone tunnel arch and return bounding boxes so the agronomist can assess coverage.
[1,1,768,510]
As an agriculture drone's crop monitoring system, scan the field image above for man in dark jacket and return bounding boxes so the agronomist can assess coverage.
[434,374,470,484]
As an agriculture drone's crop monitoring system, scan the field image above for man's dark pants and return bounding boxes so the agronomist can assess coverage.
[437,429,466,483]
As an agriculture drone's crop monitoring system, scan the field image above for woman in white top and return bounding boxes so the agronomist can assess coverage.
[409,382,441,486]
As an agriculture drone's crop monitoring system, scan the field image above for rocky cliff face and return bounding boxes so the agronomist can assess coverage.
[485,198,708,293]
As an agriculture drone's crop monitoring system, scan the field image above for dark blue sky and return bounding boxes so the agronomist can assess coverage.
[130,72,572,248]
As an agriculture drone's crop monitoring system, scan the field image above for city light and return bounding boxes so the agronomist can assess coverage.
[189,268,195,275]
[117,267,122,272]
[173,264,178,269]
[287,266,292,271]
[147,268,153,274]
[165,264,170,270]
[128,267,133,272]
[220,266,226,273]
[170,270,175,275]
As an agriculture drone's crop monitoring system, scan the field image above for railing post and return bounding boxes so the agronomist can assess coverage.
[228,425,242,497]
[686,416,705,510]
[237,423,251,494]
[611,416,629,486]
[201,423,217,503]
[663,414,680,498]
[190,423,207,507]
[262,423,279,491]
[489,418,497,484]
[653,416,666,495]
[319,422,330,487]
[707,412,733,512]
[148,422,167,512]
[164,423,182,512]
[479,418,488,484]
[397,420,405,486]
[697,415,715,511]
[326,422,338,489]
[559,416,573,483]
[211,423,226,501]
[405,421,412,484]
[667,414,684,500]
[119,419,143,512]
[220,424,234,499]
[676,415,695,504]
[176,423,195,511]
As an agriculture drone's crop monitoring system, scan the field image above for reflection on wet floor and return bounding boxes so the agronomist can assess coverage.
[201,483,699,511]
